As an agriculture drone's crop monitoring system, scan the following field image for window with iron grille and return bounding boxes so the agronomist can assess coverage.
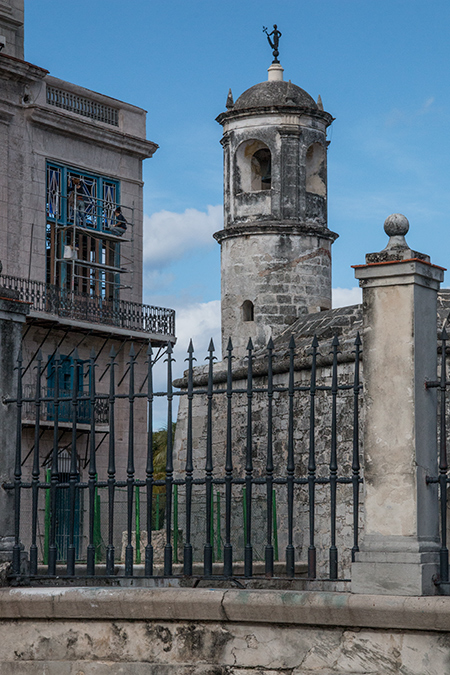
[46,354,88,424]
[46,162,121,300]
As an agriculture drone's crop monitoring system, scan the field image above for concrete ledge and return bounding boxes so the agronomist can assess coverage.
[1,587,450,632]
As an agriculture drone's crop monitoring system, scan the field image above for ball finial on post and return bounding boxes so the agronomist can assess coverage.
[383,213,410,252]
[384,213,409,238]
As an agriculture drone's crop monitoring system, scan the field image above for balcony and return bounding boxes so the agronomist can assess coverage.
[0,274,175,339]
[22,384,109,431]
[46,85,119,127]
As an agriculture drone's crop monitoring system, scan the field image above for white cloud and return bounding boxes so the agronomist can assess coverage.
[151,299,221,391]
[385,97,436,128]
[332,287,362,308]
[174,300,222,361]
[142,268,175,293]
[150,300,221,429]
[143,205,223,267]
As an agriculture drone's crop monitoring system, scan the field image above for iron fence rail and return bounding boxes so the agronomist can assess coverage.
[21,384,109,426]
[5,333,363,582]
[0,274,175,336]
[426,324,450,585]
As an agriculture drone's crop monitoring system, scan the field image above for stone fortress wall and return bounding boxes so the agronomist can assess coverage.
[173,291,450,577]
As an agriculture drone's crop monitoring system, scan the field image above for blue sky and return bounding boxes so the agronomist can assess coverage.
[25,0,450,361]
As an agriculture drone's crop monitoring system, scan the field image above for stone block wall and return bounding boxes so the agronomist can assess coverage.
[0,587,449,674]
[173,307,364,577]
[220,231,333,355]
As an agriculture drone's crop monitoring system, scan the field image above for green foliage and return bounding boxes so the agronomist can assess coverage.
[152,422,176,494]
[151,423,175,530]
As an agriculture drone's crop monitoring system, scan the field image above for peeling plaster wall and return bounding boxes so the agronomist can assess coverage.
[0,587,450,674]
[2,620,450,674]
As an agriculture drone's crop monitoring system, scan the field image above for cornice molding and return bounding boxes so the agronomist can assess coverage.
[0,54,47,83]
[26,106,158,159]
[216,105,334,128]
[214,222,339,244]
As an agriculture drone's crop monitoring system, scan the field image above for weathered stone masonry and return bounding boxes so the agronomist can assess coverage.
[215,63,337,357]
[0,587,449,674]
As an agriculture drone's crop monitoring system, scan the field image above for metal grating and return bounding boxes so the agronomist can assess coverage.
[6,333,362,581]
[46,86,119,127]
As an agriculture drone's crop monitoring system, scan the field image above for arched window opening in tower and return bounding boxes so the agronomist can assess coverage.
[251,148,271,191]
[242,300,254,322]
[305,143,326,196]
[234,139,272,194]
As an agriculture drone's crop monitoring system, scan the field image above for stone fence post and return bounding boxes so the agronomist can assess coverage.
[352,215,445,595]
[0,288,29,564]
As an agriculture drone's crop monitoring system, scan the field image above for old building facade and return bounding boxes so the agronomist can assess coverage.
[0,0,175,563]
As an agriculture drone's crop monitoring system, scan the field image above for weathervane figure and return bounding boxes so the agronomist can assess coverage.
[263,24,282,63]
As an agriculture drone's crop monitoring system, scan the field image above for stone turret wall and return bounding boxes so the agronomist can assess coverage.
[215,72,337,356]
[220,230,333,354]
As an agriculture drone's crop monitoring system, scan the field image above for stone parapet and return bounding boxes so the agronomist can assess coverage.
[0,586,449,630]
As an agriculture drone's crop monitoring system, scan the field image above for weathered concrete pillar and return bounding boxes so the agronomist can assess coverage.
[352,214,445,595]
[0,288,28,562]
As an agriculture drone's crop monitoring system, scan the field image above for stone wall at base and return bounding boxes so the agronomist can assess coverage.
[1,620,450,674]
[0,587,450,674]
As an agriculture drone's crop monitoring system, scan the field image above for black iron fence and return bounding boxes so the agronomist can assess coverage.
[22,384,109,426]
[427,324,450,587]
[5,333,363,583]
[0,274,175,337]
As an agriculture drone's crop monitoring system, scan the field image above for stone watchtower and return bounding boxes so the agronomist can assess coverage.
[214,61,338,356]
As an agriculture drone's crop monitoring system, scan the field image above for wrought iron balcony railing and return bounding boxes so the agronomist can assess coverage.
[22,384,109,427]
[0,274,175,337]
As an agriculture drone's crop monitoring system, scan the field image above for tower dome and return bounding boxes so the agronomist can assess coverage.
[214,61,338,357]
[233,80,318,111]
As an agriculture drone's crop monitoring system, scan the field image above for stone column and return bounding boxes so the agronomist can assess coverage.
[280,129,300,220]
[352,214,445,595]
[0,288,29,563]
